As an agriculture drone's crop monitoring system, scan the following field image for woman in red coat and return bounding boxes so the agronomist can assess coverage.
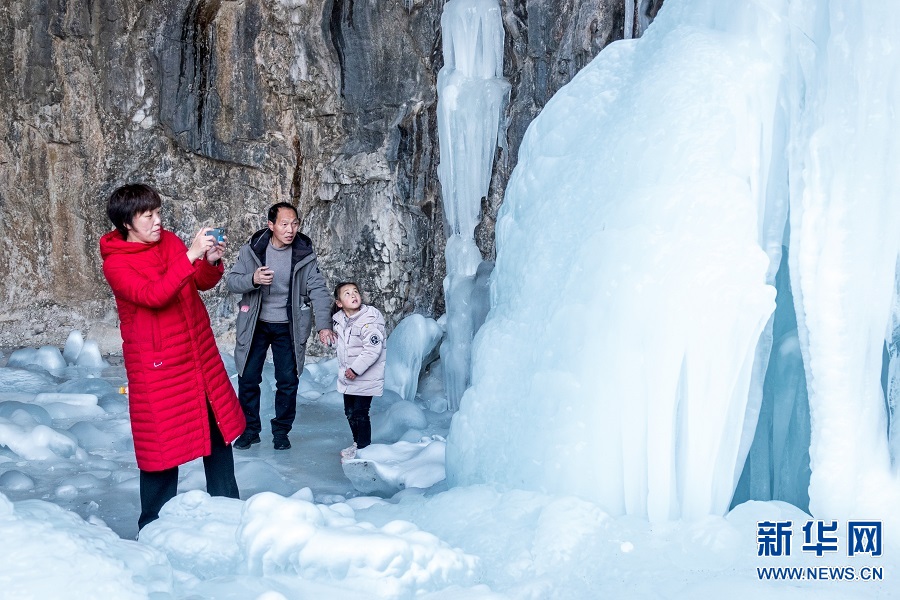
[100,183,245,531]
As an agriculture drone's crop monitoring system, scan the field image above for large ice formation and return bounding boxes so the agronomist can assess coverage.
[448,0,900,522]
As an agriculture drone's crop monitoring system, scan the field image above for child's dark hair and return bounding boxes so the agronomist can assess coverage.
[332,281,362,315]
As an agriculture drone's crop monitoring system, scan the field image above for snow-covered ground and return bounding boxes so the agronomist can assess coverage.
[4,0,900,596]
[0,335,894,599]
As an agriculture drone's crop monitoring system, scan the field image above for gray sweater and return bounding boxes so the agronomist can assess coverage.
[259,243,291,323]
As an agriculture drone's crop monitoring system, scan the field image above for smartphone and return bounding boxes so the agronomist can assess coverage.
[206,228,226,243]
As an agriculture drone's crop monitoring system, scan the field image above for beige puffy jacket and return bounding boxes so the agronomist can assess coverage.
[333,304,386,396]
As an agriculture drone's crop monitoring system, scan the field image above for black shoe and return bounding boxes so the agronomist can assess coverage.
[273,436,291,450]
[233,432,260,450]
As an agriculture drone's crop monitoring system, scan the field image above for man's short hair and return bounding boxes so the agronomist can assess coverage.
[267,202,299,224]
[107,184,162,239]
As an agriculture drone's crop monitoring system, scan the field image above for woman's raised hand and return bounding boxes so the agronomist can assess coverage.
[187,227,217,263]
[205,233,226,264]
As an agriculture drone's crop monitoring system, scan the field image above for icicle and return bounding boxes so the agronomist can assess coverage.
[436,0,510,410]
[624,0,635,39]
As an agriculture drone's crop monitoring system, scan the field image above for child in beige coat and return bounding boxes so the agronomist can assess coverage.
[332,282,386,459]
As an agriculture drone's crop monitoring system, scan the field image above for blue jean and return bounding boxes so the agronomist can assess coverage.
[237,321,299,438]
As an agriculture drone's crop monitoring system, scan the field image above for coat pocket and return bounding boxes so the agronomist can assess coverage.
[235,304,254,346]
[297,304,313,343]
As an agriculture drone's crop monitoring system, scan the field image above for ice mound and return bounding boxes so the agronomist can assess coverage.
[0,401,52,427]
[57,377,117,397]
[303,358,338,387]
[372,398,428,444]
[0,493,174,598]
[74,341,108,368]
[67,422,121,451]
[234,460,297,498]
[237,491,477,597]
[32,392,104,419]
[0,420,85,461]
[140,490,244,579]
[0,368,57,396]
[384,314,444,404]
[343,439,446,495]
[0,470,35,491]
[8,347,67,373]
[62,330,84,365]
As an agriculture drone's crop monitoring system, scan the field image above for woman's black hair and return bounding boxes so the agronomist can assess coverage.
[332,281,362,315]
[107,183,162,239]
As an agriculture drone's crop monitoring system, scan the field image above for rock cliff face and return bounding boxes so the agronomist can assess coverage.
[0,0,652,352]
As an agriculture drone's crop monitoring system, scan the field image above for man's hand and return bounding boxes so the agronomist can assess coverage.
[319,329,336,346]
[253,266,274,286]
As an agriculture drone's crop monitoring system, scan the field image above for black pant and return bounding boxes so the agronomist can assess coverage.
[137,403,239,530]
[238,321,299,438]
[344,394,372,448]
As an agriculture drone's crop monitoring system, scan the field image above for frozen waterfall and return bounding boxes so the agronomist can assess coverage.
[447,0,900,522]
[436,0,510,411]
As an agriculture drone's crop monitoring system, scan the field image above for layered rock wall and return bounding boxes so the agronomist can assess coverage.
[0,0,649,352]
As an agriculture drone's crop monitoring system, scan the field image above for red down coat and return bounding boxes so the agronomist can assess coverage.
[100,229,245,471]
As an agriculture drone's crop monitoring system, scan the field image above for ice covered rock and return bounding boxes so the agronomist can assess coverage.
[0,493,174,597]
[56,377,116,397]
[74,341,108,368]
[33,393,104,420]
[98,393,128,415]
[8,346,67,372]
[33,393,99,407]
[0,421,84,461]
[0,401,52,427]
[67,422,120,452]
[0,367,57,393]
[343,439,446,495]
[139,491,244,579]
[62,331,84,365]
[372,398,428,444]
[296,375,322,400]
[384,314,443,404]
[236,491,475,596]
[303,358,338,387]
[0,470,35,491]
[7,349,39,369]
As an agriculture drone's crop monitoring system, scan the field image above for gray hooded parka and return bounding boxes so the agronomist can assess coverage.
[227,228,332,377]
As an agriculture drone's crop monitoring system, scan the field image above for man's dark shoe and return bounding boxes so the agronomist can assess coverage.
[273,436,291,450]
[233,432,260,450]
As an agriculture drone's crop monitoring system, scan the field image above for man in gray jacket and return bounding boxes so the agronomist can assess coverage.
[227,202,335,450]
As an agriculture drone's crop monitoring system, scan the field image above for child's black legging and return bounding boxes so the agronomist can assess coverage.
[343,394,372,448]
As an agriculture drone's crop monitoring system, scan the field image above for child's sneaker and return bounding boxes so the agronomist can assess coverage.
[340,442,358,460]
